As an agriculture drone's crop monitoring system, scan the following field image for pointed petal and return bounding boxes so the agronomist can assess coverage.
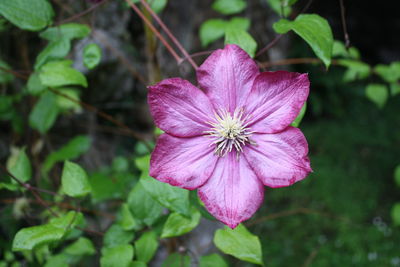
[150,134,218,190]
[198,152,264,228]
[244,127,312,188]
[148,78,215,137]
[197,44,259,113]
[244,71,309,133]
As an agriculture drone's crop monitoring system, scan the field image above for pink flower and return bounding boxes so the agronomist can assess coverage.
[148,44,312,228]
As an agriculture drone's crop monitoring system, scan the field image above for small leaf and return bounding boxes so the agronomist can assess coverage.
[0,0,54,31]
[200,254,228,267]
[374,62,400,83]
[390,83,400,96]
[39,60,88,88]
[291,102,307,127]
[34,38,71,69]
[119,203,140,231]
[55,88,81,112]
[337,59,371,82]
[43,136,91,172]
[394,165,400,187]
[63,237,96,256]
[267,0,293,17]
[161,253,190,267]
[100,244,134,267]
[40,23,91,41]
[212,0,246,15]
[12,224,65,251]
[161,207,201,238]
[273,14,333,68]
[214,224,263,265]
[200,19,227,47]
[61,161,92,197]
[29,91,59,134]
[391,203,400,226]
[83,43,102,69]
[103,224,135,248]
[49,211,83,229]
[6,147,32,183]
[225,29,257,58]
[365,84,388,109]
[135,231,158,263]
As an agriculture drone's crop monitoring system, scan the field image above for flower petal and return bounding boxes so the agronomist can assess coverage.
[244,127,312,188]
[244,71,309,133]
[198,152,264,228]
[148,78,215,137]
[197,44,259,113]
[150,134,218,190]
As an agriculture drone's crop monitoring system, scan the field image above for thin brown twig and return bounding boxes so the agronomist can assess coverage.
[139,0,198,70]
[181,50,214,64]
[125,0,182,64]
[56,0,109,25]
[339,0,350,48]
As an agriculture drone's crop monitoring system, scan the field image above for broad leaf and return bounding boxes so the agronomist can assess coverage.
[39,60,88,88]
[212,0,246,15]
[64,237,96,256]
[119,203,140,231]
[337,59,371,82]
[365,84,388,109]
[103,224,135,248]
[83,43,102,69]
[40,23,91,41]
[100,244,134,267]
[200,17,249,47]
[0,0,54,31]
[225,28,257,58]
[200,254,228,267]
[27,72,47,95]
[135,231,158,263]
[161,253,190,267]
[6,147,32,183]
[12,224,65,251]
[35,38,71,69]
[374,62,400,83]
[214,224,263,265]
[61,161,92,197]
[29,91,59,134]
[161,207,201,238]
[273,14,333,68]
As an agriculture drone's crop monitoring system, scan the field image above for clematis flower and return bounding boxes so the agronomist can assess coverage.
[148,44,312,228]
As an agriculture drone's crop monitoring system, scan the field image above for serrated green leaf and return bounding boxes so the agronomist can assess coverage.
[212,0,246,15]
[273,14,333,68]
[40,23,91,41]
[61,161,91,197]
[291,102,307,127]
[200,253,228,267]
[0,0,54,31]
[365,84,388,109]
[337,59,371,82]
[6,147,32,183]
[101,244,134,267]
[0,60,14,84]
[214,224,263,265]
[35,38,71,69]
[63,237,95,256]
[39,60,88,88]
[161,207,201,238]
[135,231,158,263]
[29,91,59,134]
[12,224,65,251]
[127,182,163,226]
[225,28,257,58]
[27,72,47,95]
[391,203,400,226]
[43,136,91,172]
[83,43,102,69]
[103,224,135,248]
[394,165,400,187]
[161,253,190,267]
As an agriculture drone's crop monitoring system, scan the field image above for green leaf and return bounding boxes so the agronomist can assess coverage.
[61,161,92,197]
[6,147,32,183]
[43,136,91,172]
[127,182,163,226]
[161,253,190,267]
[135,231,158,263]
[103,224,135,248]
[200,254,228,267]
[130,262,147,267]
[39,60,88,88]
[161,207,201,238]
[337,59,371,82]
[225,28,257,58]
[101,244,134,267]
[63,237,96,256]
[291,102,307,127]
[390,83,400,96]
[49,211,83,229]
[374,62,400,83]
[212,0,246,15]
[365,84,388,109]
[267,0,293,17]
[0,60,14,84]
[391,203,400,226]
[44,254,69,267]
[29,91,59,134]
[55,88,81,112]
[40,23,91,41]
[214,224,263,265]
[12,224,65,251]
[0,0,54,31]
[83,43,102,69]
[35,38,71,69]
[394,165,400,187]
[332,40,360,60]
[273,14,333,68]
[119,203,140,231]
[27,72,47,95]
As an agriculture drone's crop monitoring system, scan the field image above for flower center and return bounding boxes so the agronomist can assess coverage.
[205,108,254,157]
